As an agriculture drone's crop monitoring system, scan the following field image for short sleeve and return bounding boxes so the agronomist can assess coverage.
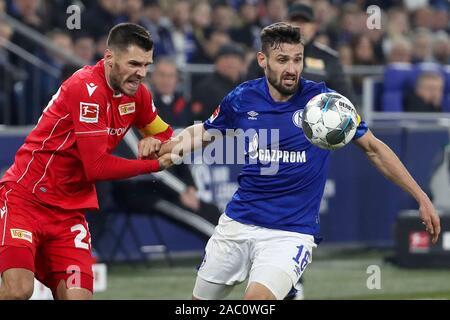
[353,115,369,140]
[203,94,235,134]
[134,85,157,129]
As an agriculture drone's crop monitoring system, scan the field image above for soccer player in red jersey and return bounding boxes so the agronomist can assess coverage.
[0,23,174,300]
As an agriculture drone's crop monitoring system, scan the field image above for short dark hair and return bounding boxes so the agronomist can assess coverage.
[260,22,303,55]
[107,23,153,51]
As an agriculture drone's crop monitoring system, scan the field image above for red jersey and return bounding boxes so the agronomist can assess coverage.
[1,59,171,210]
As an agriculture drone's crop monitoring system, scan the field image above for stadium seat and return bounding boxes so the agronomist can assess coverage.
[382,91,404,112]
[372,79,383,111]
[381,63,413,112]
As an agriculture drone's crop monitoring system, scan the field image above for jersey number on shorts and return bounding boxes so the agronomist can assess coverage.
[292,245,310,272]
[71,224,90,250]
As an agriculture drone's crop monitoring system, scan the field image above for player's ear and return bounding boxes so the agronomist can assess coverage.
[104,49,113,67]
[256,51,267,69]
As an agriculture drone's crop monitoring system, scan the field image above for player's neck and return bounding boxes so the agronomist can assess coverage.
[104,62,121,96]
[267,80,295,102]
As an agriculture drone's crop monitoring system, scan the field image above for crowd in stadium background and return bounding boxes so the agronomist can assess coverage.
[0,0,449,126]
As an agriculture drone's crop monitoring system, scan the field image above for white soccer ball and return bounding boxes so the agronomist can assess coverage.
[302,92,359,150]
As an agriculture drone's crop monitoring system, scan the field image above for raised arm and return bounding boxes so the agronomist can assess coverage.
[353,129,441,243]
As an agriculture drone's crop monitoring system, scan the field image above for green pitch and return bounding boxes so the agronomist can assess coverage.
[93,251,450,300]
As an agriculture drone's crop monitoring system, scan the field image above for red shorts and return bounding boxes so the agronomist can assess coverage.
[0,184,94,293]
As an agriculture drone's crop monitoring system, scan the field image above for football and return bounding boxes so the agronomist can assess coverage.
[302,92,359,150]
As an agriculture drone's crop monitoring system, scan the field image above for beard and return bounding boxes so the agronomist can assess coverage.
[109,63,142,96]
[109,65,123,93]
[266,62,299,97]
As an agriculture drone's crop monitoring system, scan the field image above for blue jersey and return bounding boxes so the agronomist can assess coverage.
[203,77,368,242]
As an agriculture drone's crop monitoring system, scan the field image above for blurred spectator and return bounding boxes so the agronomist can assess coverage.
[432,31,450,65]
[350,33,378,97]
[169,0,196,66]
[327,3,362,47]
[8,0,46,54]
[149,58,191,128]
[124,0,144,24]
[191,44,246,122]
[191,1,212,61]
[190,28,231,64]
[386,7,411,39]
[40,29,73,69]
[82,0,126,41]
[432,9,449,32]
[337,44,353,66]
[230,0,261,51]
[0,19,12,46]
[260,0,287,26]
[73,35,96,65]
[386,37,412,64]
[412,6,435,30]
[210,1,235,33]
[140,0,174,59]
[124,0,143,24]
[411,29,433,63]
[8,0,44,29]
[404,72,445,112]
[351,33,378,65]
[311,0,338,31]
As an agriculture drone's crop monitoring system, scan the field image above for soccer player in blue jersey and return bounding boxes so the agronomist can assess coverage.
[152,23,441,300]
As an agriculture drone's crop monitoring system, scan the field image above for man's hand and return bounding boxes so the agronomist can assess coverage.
[419,197,441,244]
[157,153,183,170]
[157,153,173,170]
[138,137,162,159]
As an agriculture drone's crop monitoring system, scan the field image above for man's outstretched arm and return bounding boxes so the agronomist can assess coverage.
[353,129,441,243]
[158,123,215,157]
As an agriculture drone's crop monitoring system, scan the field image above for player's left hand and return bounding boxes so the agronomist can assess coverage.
[419,197,441,244]
[138,137,162,159]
